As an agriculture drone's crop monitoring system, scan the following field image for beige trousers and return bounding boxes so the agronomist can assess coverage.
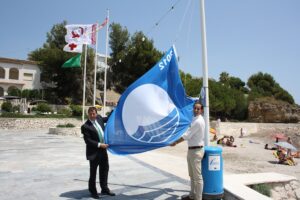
[187,148,204,200]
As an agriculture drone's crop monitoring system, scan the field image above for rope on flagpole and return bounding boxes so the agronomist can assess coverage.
[103,9,110,116]
[109,0,187,68]
[82,44,88,123]
[145,0,183,36]
[93,22,99,106]
[173,0,193,44]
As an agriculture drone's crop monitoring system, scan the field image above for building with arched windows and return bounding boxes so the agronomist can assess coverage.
[0,57,41,97]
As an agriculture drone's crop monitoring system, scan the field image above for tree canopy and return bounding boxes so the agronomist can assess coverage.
[247,72,294,104]
[108,23,163,94]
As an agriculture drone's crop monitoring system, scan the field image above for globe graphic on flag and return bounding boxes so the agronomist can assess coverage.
[122,84,179,143]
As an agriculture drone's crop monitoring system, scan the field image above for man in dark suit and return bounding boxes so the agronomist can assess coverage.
[81,106,115,199]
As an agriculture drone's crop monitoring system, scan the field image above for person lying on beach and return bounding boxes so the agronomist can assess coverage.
[274,150,297,166]
[225,138,237,147]
[291,151,300,158]
[217,136,228,145]
[264,144,277,150]
[217,136,237,147]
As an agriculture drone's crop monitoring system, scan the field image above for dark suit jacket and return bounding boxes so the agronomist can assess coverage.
[81,115,108,160]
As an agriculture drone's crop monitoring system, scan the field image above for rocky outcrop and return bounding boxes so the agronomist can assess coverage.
[248,98,300,123]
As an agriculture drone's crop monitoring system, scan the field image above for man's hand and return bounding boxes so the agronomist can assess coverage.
[100,144,109,149]
[170,141,177,146]
[170,137,184,147]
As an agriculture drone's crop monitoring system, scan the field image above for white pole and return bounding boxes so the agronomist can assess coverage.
[82,44,88,123]
[103,9,109,116]
[93,22,99,106]
[200,0,210,146]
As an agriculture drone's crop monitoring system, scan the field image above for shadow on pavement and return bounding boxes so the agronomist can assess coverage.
[60,188,183,200]
[60,189,90,199]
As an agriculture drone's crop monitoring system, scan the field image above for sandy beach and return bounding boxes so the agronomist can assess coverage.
[156,131,300,181]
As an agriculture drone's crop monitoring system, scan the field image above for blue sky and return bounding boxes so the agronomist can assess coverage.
[1,0,299,104]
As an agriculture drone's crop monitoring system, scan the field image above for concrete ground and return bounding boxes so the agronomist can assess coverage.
[1,129,298,200]
[0,129,190,200]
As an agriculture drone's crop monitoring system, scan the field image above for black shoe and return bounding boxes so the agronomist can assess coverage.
[181,195,194,200]
[90,193,100,199]
[101,190,116,196]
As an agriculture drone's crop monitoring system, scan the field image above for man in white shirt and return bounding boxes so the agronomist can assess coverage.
[171,101,205,200]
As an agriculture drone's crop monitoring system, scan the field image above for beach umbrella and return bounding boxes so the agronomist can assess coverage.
[272,133,286,139]
[210,128,216,134]
[274,142,297,151]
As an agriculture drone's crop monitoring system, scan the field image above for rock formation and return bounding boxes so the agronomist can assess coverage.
[248,97,300,123]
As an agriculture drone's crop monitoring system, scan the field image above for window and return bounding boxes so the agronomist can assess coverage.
[0,67,4,79]
[9,68,19,80]
[23,73,33,81]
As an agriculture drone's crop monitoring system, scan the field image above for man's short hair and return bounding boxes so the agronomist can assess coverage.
[88,106,97,113]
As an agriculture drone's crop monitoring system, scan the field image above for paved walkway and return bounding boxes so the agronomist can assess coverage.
[0,130,189,200]
[1,129,297,199]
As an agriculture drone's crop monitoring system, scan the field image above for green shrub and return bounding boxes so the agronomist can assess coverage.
[250,183,271,197]
[36,103,52,113]
[13,105,20,113]
[70,105,82,116]
[1,102,13,112]
[57,108,72,117]
[1,112,24,118]
[56,123,75,128]
[8,87,21,97]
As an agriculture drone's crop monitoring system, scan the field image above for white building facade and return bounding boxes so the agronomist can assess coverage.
[0,57,41,96]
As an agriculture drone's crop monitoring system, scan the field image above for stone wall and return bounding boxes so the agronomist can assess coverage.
[1,118,299,136]
[0,118,82,130]
[212,121,300,138]
[270,180,300,200]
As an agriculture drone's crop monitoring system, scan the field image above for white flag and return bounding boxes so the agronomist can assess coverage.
[65,24,97,45]
[63,42,83,53]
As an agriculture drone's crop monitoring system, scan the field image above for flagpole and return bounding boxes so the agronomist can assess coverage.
[82,44,88,123]
[93,22,99,106]
[103,9,109,116]
[200,0,210,146]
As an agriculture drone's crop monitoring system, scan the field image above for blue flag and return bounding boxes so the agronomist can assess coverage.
[105,46,194,155]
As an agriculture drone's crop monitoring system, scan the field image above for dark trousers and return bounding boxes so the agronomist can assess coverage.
[88,151,109,194]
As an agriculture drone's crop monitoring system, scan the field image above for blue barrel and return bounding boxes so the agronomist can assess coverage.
[202,146,224,199]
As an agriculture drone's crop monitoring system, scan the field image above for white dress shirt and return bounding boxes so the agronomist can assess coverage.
[182,114,205,147]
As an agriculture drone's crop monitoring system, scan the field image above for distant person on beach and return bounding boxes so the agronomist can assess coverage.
[225,136,237,147]
[287,137,292,157]
[216,118,221,135]
[275,149,296,166]
[170,101,205,200]
[217,136,236,147]
[239,128,245,138]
